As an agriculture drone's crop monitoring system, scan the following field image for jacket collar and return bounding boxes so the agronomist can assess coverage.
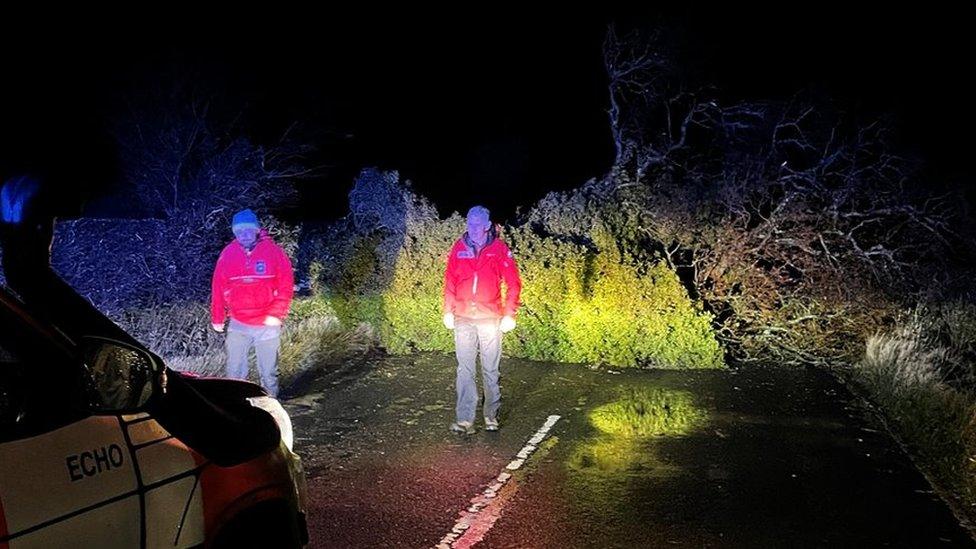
[463,225,496,255]
[464,234,493,256]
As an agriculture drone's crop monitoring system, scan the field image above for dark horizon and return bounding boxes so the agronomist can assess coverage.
[2,8,972,223]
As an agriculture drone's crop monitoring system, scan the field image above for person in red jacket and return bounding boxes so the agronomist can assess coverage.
[443,205,522,434]
[211,209,294,397]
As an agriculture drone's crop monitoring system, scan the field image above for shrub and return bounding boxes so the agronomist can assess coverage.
[328,169,723,368]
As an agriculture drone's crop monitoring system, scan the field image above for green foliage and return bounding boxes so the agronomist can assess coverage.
[325,170,723,368]
[328,234,386,330]
[502,225,723,368]
[288,294,338,322]
[379,214,464,353]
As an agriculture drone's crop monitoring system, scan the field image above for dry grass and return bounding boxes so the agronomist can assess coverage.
[115,298,373,386]
[854,309,976,514]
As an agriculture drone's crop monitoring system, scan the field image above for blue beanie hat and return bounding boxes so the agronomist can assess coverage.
[231,209,260,231]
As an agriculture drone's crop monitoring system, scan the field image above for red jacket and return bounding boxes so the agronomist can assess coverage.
[443,235,522,320]
[211,232,294,326]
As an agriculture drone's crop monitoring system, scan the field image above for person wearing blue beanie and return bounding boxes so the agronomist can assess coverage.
[211,209,294,397]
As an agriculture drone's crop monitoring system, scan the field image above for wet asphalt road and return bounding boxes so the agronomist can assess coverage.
[284,354,974,548]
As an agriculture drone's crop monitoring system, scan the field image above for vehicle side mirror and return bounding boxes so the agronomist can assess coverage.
[80,336,163,413]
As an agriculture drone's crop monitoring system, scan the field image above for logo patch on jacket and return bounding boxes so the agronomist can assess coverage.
[456,250,474,259]
[255,260,267,274]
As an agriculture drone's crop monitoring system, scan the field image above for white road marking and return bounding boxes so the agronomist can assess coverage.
[435,415,561,549]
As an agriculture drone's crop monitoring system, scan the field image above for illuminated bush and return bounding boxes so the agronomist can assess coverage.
[379,214,463,353]
[327,169,724,368]
[328,234,386,331]
[500,226,723,368]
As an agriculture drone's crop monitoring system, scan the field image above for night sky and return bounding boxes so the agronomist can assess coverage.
[1,7,971,222]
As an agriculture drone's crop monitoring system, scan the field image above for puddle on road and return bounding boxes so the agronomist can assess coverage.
[589,388,705,439]
[568,388,706,475]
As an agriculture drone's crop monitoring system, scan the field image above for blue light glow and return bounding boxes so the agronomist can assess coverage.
[0,175,41,224]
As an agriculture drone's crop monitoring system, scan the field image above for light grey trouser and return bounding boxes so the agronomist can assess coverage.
[454,317,502,424]
[225,319,282,397]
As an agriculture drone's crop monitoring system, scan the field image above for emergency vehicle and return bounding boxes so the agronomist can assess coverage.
[0,284,308,548]
[0,179,308,548]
